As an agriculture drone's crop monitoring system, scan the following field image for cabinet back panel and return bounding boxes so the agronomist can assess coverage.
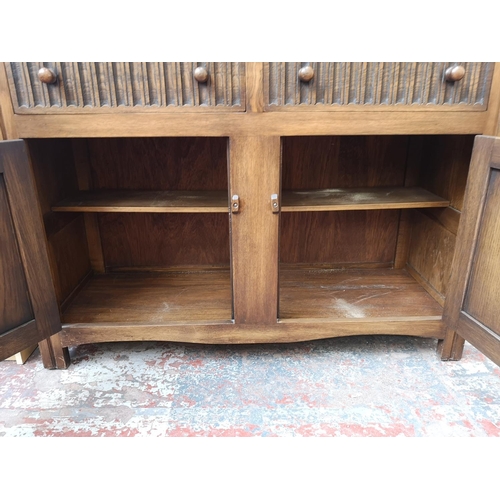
[282,136,409,190]
[99,213,230,269]
[87,137,228,191]
[281,136,408,265]
[280,211,399,265]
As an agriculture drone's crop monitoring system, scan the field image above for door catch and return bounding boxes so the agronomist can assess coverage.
[231,194,240,213]
[271,193,279,213]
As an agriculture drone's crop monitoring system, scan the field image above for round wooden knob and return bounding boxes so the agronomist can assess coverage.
[38,67,57,84]
[445,65,465,82]
[298,66,314,82]
[194,66,208,83]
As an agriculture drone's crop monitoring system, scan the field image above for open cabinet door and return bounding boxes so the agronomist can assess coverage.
[0,140,61,360]
[442,135,500,366]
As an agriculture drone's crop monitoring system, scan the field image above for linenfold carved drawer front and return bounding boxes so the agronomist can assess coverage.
[264,63,494,110]
[6,63,245,113]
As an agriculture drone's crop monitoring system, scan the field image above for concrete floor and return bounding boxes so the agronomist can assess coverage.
[1,336,499,437]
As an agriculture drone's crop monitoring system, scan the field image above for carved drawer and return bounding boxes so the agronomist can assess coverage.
[5,63,245,114]
[264,62,495,111]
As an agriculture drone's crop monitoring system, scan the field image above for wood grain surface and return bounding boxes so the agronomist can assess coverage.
[279,267,443,320]
[265,63,494,109]
[59,318,445,346]
[442,136,495,360]
[12,111,490,139]
[419,135,474,211]
[53,190,228,213]
[0,175,34,335]
[0,65,17,139]
[456,312,500,367]
[6,62,245,112]
[27,138,91,306]
[230,136,280,324]
[280,135,409,265]
[63,270,232,324]
[404,135,473,306]
[87,137,228,191]
[280,210,400,265]
[282,187,448,211]
[52,187,447,213]
[73,139,105,273]
[407,210,456,298]
[463,168,500,333]
[0,140,61,359]
[415,207,460,235]
[48,217,92,304]
[98,213,230,269]
[282,136,408,190]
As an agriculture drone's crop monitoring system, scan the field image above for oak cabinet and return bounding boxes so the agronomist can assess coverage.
[1,62,500,369]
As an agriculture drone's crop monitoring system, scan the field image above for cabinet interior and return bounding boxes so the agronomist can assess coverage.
[278,135,474,321]
[26,134,474,329]
[27,137,233,325]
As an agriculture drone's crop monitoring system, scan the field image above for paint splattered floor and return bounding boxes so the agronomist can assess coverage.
[1,336,499,436]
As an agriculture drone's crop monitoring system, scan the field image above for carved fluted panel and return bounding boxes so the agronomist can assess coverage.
[265,63,494,109]
[6,63,245,113]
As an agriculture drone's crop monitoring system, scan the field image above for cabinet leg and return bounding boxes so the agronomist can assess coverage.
[440,328,465,361]
[39,333,70,369]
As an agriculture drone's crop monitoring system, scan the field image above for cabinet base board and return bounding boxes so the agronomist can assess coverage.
[59,318,445,347]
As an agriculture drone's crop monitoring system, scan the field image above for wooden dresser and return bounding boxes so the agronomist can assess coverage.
[1,62,500,369]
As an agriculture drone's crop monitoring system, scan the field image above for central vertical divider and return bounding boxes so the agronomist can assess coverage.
[229,135,281,324]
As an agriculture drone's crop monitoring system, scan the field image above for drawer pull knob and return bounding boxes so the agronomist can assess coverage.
[445,65,465,82]
[298,66,314,82]
[38,67,57,84]
[194,66,209,83]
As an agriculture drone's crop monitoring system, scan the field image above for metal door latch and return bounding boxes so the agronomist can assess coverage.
[231,194,240,213]
[271,193,279,213]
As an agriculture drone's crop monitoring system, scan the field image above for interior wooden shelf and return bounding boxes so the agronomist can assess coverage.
[52,190,229,213]
[62,269,232,325]
[281,187,449,211]
[52,187,448,214]
[279,267,443,320]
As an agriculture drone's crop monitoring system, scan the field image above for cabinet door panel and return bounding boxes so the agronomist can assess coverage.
[0,140,61,360]
[0,176,34,332]
[463,168,500,332]
[443,136,500,366]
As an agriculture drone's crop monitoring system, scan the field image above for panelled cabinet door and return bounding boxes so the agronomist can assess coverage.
[0,140,61,360]
[443,135,500,366]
